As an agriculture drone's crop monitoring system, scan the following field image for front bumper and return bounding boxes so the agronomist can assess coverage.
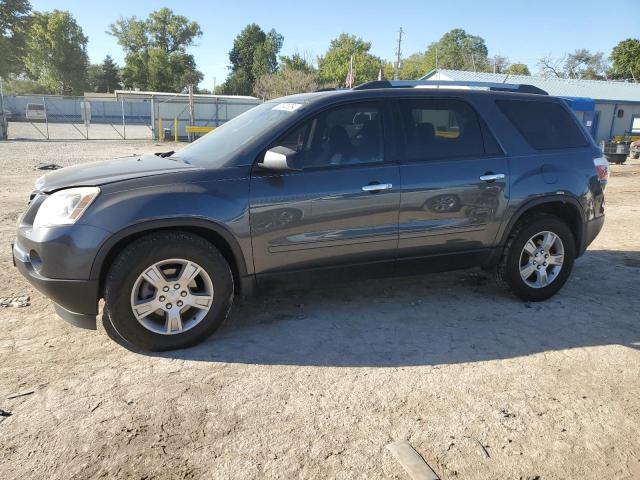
[13,241,98,329]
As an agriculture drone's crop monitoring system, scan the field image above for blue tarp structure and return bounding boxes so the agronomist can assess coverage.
[561,96,595,112]
[561,96,598,139]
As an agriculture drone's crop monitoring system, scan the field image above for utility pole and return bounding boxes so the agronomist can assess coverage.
[393,27,403,81]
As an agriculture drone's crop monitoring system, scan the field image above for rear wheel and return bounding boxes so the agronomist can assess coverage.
[104,231,234,351]
[496,214,576,301]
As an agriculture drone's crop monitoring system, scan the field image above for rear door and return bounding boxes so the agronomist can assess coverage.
[393,97,509,261]
[249,100,400,275]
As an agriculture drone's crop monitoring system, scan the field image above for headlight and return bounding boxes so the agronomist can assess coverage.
[33,187,100,228]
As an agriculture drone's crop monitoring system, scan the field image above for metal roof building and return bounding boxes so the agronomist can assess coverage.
[421,69,640,143]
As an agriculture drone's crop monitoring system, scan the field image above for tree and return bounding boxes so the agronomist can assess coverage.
[220,24,283,95]
[537,55,565,78]
[610,38,640,81]
[23,10,88,94]
[254,69,319,100]
[566,49,608,80]
[397,52,434,80]
[490,55,510,74]
[538,50,608,80]
[109,8,203,91]
[317,33,383,86]
[505,63,530,75]
[424,29,489,72]
[0,0,31,79]
[86,55,122,92]
[279,53,316,73]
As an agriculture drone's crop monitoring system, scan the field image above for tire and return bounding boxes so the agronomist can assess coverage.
[496,213,576,302]
[104,231,234,351]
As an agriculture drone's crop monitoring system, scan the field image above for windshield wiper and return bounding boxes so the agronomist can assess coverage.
[155,151,175,158]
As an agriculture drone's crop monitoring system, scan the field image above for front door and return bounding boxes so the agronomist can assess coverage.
[249,101,400,275]
[393,97,509,260]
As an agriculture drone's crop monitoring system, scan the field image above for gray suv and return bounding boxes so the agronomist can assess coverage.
[13,81,607,351]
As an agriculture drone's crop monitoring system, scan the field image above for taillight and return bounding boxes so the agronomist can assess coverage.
[593,156,609,188]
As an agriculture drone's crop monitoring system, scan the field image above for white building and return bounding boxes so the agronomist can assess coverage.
[421,69,640,143]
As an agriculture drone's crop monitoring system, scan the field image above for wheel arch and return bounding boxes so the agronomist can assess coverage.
[497,196,585,257]
[91,218,251,298]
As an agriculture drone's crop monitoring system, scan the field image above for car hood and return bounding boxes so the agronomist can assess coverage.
[35,154,202,193]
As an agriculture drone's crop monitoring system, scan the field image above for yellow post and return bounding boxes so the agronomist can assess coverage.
[174,118,178,142]
[158,117,163,141]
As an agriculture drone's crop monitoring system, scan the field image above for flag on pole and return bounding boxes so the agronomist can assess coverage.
[345,55,355,88]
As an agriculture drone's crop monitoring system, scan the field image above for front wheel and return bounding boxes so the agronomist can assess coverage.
[104,231,234,351]
[496,214,576,301]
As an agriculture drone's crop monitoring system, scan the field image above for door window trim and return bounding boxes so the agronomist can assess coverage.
[252,99,396,174]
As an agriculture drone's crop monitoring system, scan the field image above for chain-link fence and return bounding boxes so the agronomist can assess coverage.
[152,94,262,142]
[3,94,153,140]
[1,93,262,141]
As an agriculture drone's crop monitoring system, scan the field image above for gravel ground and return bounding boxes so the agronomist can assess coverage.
[0,140,639,480]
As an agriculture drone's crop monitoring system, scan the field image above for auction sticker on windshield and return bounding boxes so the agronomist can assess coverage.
[272,103,303,112]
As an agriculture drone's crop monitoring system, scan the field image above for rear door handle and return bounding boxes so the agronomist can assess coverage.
[479,173,505,182]
[362,183,393,192]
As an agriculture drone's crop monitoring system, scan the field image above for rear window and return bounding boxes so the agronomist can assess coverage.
[496,99,588,150]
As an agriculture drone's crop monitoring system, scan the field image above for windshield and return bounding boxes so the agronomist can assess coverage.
[173,101,303,167]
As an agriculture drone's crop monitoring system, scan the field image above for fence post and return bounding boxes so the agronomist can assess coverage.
[150,97,155,141]
[42,96,50,140]
[174,117,178,142]
[121,99,126,140]
[84,101,89,140]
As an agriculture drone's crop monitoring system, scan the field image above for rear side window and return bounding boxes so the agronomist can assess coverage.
[396,99,491,161]
[496,99,588,150]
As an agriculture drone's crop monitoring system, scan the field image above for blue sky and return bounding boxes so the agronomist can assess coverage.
[31,0,638,89]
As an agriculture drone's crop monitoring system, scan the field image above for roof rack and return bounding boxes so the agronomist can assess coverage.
[353,80,548,95]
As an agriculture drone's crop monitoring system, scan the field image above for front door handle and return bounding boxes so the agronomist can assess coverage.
[479,173,505,182]
[362,183,393,192]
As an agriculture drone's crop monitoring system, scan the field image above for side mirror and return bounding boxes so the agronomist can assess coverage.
[258,146,301,171]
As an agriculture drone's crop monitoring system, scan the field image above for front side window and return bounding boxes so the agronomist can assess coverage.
[174,101,304,167]
[276,102,384,169]
[396,99,486,161]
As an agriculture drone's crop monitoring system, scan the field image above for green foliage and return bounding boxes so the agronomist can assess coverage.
[566,49,608,80]
[1,75,47,94]
[0,0,31,79]
[425,29,488,72]
[109,8,203,92]
[220,24,283,95]
[398,52,434,79]
[505,63,530,75]
[23,10,88,94]
[610,38,640,81]
[280,53,316,73]
[86,55,122,93]
[317,33,383,85]
[254,69,320,100]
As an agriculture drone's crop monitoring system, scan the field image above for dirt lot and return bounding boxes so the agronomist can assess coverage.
[0,140,639,480]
